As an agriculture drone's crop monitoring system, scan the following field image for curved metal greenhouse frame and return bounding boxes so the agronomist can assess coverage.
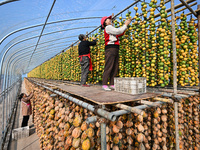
[0,0,199,149]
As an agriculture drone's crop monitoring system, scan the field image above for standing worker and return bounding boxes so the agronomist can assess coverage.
[19,91,34,127]
[78,34,96,87]
[101,16,131,91]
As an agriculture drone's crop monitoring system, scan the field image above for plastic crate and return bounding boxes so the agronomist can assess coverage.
[12,126,29,140]
[114,77,146,95]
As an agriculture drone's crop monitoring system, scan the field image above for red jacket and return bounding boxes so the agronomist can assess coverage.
[104,24,127,49]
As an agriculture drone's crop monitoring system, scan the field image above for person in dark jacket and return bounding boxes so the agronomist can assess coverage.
[78,34,96,87]
[19,92,34,127]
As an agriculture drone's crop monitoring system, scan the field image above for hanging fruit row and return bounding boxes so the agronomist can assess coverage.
[28,0,198,87]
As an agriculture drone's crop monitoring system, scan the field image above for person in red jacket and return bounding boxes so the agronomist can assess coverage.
[101,16,131,91]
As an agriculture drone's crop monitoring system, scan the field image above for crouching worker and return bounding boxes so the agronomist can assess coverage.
[19,91,34,127]
[78,34,96,87]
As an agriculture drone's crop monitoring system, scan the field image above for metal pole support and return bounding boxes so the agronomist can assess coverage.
[101,122,106,150]
[101,105,107,150]
[174,101,179,150]
[86,116,97,124]
[171,0,179,149]
[179,0,197,17]
[197,5,200,94]
[171,0,177,95]
[0,0,19,6]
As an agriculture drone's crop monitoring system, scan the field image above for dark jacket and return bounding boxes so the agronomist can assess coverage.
[78,40,96,56]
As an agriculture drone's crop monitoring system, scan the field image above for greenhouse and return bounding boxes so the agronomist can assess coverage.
[0,0,199,150]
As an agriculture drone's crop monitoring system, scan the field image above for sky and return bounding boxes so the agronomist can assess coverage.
[0,0,198,79]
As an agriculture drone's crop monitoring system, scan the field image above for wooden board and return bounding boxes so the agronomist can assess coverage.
[38,80,161,105]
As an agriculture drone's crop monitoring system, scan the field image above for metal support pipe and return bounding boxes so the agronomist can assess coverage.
[147,86,200,92]
[101,105,107,150]
[179,0,197,17]
[140,100,160,107]
[2,92,5,138]
[112,101,164,116]
[31,80,116,121]
[101,123,106,150]
[171,0,179,149]
[171,0,177,95]
[197,5,200,94]
[0,0,19,6]
[153,97,173,103]
[5,90,7,128]
[86,116,98,124]
[174,102,179,150]
[115,104,144,115]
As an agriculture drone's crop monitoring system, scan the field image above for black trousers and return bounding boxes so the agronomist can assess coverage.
[80,56,90,85]
[21,115,30,127]
[102,47,119,85]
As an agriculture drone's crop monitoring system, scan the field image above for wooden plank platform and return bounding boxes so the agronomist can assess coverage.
[33,78,161,104]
